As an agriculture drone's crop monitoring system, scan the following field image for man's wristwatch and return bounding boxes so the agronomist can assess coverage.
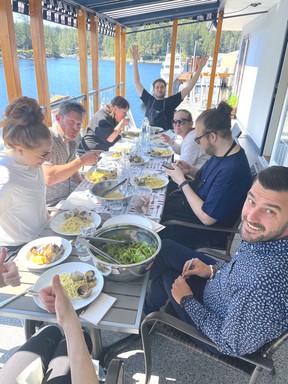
[178,180,189,191]
[180,294,194,308]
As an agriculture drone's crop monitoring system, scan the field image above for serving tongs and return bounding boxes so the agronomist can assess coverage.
[78,235,130,246]
[100,178,128,197]
[76,237,121,265]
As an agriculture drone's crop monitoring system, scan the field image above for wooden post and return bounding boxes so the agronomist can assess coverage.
[90,14,99,114]
[0,0,22,102]
[78,8,89,129]
[29,0,52,126]
[120,27,126,97]
[168,19,178,96]
[115,25,121,96]
[207,10,224,109]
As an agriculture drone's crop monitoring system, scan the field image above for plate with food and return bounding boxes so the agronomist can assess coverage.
[133,173,169,189]
[33,262,104,310]
[128,154,150,165]
[100,151,121,161]
[102,214,153,230]
[85,169,117,183]
[121,130,140,141]
[148,148,173,157]
[150,126,164,134]
[17,236,72,270]
[50,209,101,236]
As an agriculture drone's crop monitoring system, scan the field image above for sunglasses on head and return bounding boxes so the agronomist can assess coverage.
[172,118,190,125]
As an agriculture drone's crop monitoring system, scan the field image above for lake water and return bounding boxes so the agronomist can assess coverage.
[0,57,162,127]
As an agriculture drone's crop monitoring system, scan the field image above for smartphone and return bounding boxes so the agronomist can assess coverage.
[162,161,174,170]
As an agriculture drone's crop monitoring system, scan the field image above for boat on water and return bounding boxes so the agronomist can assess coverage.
[160,52,184,84]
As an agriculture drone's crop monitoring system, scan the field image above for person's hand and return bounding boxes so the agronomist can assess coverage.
[0,248,21,288]
[174,160,191,175]
[182,258,211,279]
[198,54,209,69]
[39,275,77,325]
[130,45,141,61]
[160,133,173,145]
[119,117,130,130]
[79,150,101,166]
[163,163,186,185]
[171,275,193,305]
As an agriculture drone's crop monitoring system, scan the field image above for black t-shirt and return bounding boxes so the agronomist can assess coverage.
[79,109,120,152]
[140,89,182,130]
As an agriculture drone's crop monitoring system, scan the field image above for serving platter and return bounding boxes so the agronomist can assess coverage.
[50,211,101,236]
[17,236,72,270]
[33,262,104,310]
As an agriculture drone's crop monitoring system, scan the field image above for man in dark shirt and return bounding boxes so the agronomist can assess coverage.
[131,45,208,130]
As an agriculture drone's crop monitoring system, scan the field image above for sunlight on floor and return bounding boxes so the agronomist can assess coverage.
[117,349,144,359]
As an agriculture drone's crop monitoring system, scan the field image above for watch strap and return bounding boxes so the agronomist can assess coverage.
[178,180,189,191]
[180,294,194,308]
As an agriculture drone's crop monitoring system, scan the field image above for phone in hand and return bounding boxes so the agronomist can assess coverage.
[162,161,174,170]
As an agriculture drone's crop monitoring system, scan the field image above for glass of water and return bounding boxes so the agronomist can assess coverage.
[75,226,96,262]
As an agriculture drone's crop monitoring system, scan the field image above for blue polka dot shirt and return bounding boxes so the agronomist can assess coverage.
[182,238,288,356]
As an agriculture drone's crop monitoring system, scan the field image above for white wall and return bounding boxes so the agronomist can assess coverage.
[236,0,288,153]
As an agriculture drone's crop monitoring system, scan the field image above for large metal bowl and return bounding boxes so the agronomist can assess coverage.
[86,224,162,281]
[90,179,135,205]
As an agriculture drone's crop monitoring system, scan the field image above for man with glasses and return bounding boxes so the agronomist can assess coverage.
[42,101,100,206]
[160,101,252,249]
[145,166,288,357]
[131,45,208,130]
[160,109,209,167]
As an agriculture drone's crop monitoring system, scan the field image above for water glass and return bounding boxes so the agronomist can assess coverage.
[133,187,152,215]
[75,239,92,262]
[109,200,124,216]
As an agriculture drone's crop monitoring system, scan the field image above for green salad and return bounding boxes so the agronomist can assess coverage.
[100,241,156,264]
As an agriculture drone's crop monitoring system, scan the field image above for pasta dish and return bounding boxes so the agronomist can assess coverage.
[134,175,166,188]
[59,216,93,234]
[86,170,117,183]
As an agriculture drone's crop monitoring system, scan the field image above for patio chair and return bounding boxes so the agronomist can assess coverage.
[162,163,261,262]
[106,358,124,384]
[141,309,288,384]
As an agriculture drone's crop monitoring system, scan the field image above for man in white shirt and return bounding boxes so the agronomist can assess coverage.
[43,101,100,205]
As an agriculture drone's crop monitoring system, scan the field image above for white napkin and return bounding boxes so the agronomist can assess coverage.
[79,293,116,326]
[57,190,99,211]
[145,217,165,232]
[17,357,44,384]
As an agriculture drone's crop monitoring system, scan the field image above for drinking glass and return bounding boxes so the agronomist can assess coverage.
[75,226,97,262]
[108,200,124,216]
[133,187,152,215]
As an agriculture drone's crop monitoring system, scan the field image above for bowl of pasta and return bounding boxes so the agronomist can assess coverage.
[85,224,162,281]
[90,179,136,205]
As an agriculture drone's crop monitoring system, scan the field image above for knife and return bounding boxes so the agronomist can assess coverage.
[0,287,32,308]
[101,178,127,197]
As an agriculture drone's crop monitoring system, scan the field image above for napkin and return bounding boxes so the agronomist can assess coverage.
[57,190,99,211]
[145,217,165,232]
[17,357,44,384]
[79,293,116,326]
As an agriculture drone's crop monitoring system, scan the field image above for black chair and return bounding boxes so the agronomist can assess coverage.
[106,358,124,384]
[141,310,288,384]
[162,163,261,262]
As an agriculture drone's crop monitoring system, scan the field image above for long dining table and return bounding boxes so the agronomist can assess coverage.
[0,143,172,364]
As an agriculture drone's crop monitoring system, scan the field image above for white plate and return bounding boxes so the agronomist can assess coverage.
[33,262,104,311]
[100,151,121,161]
[133,173,169,190]
[150,138,169,147]
[128,154,150,166]
[50,211,101,236]
[148,148,173,158]
[102,214,153,229]
[17,236,72,270]
[84,170,118,183]
[150,126,164,134]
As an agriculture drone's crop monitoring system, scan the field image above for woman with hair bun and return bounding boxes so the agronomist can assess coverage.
[160,101,252,249]
[78,95,130,152]
[0,96,52,260]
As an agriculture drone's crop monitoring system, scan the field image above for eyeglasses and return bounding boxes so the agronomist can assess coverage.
[194,132,213,144]
[172,119,190,126]
[26,148,51,160]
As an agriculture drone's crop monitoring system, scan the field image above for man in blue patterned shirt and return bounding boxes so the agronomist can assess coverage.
[144,166,288,356]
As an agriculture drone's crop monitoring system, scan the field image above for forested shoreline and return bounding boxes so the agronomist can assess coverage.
[2,15,240,61]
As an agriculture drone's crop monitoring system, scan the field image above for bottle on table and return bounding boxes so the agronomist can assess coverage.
[140,117,150,151]
[117,148,131,180]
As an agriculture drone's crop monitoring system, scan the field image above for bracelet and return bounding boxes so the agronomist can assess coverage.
[209,265,219,279]
[178,180,189,191]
